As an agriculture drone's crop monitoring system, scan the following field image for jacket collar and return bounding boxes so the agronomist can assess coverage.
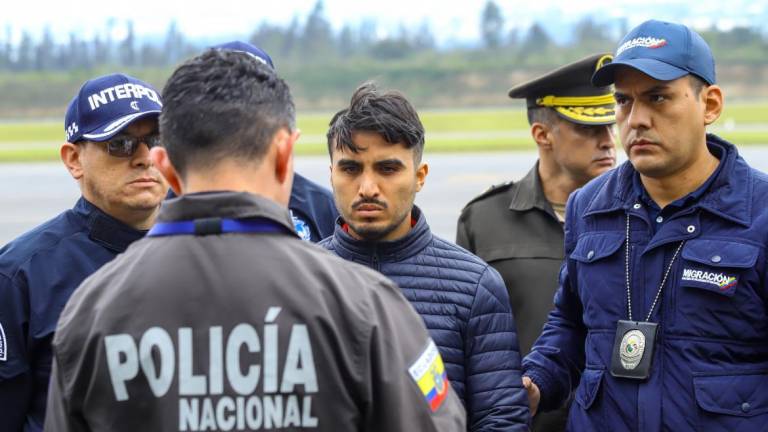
[330,205,432,262]
[508,161,556,218]
[158,191,298,238]
[583,135,752,227]
[74,197,147,253]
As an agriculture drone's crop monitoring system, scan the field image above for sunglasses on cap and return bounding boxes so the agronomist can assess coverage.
[98,133,162,158]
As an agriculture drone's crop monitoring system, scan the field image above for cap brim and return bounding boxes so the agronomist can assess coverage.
[81,110,161,142]
[592,58,688,87]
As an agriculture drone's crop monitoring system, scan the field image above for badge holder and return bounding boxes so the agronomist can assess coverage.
[610,320,658,380]
[610,215,682,381]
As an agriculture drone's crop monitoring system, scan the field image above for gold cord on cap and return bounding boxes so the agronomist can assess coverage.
[555,106,615,123]
[595,54,614,71]
[536,93,615,107]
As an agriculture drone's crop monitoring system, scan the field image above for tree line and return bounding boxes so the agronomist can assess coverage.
[2,1,767,73]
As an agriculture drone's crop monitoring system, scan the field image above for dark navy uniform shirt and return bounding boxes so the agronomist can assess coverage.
[0,197,144,432]
[289,173,338,242]
[632,142,725,236]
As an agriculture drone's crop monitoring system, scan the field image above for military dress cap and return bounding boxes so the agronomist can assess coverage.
[508,53,615,125]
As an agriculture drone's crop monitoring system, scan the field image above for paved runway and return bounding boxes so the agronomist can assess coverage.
[2,147,768,246]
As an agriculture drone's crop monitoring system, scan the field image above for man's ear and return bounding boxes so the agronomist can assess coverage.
[415,162,429,192]
[702,84,724,126]
[275,128,299,185]
[60,142,84,180]
[531,122,553,151]
[150,147,183,195]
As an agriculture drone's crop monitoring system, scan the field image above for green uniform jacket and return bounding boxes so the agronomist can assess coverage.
[457,162,568,431]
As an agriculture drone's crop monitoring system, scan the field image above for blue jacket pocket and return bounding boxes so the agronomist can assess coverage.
[680,239,759,297]
[571,232,625,264]
[575,368,604,410]
[694,372,768,431]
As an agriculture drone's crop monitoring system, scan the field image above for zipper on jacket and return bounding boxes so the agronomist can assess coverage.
[371,245,380,271]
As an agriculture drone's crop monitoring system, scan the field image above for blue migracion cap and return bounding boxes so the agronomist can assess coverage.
[592,19,715,87]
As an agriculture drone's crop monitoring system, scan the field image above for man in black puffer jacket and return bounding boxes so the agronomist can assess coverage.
[320,82,530,431]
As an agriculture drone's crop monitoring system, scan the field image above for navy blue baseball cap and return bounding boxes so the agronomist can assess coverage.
[210,41,274,69]
[592,20,715,87]
[64,73,162,143]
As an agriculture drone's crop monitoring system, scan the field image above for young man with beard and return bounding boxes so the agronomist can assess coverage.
[523,20,768,431]
[457,53,616,431]
[321,83,530,431]
[0,73,167,431]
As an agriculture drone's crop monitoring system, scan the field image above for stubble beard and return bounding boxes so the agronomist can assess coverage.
[347,208,411,242]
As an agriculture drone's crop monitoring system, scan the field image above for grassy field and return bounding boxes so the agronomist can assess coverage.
[1,103,767,162]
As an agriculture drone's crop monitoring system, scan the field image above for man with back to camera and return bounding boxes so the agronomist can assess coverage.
[197,40,340,242]
[320,82,530,431]
[0,73,167,431]
[456,53,616,431]
[44,49,466,431]
[522,19,768,431]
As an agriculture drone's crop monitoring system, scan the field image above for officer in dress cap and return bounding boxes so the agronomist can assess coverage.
[457,53,617,432]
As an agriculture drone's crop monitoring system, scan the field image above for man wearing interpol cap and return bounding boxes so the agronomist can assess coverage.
[457,53,616,431]
[523,20,768,431]
[0,73,167,431]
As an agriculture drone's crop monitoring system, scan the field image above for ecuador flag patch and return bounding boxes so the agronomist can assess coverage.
[408,340,449,412]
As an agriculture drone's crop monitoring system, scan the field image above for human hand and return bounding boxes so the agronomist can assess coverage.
[522,376,541,416]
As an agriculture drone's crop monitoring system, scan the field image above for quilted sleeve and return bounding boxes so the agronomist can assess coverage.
[464,265,531,431]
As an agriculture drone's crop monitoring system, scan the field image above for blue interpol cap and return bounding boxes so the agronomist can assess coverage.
[592,20,715,87]
[210,41,274,69]
[64,73,162,143]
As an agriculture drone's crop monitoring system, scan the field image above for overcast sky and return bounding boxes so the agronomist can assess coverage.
[3,0,767,45]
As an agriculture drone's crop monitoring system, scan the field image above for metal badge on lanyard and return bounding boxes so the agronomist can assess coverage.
[609,213,684,380]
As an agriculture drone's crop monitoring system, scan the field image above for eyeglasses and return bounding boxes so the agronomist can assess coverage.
[100,133,162,158]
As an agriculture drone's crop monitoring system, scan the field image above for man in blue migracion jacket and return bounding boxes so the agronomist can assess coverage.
[523,19,768,431]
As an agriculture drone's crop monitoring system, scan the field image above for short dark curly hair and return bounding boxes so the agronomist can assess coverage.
[326,82,425,162]
[160,49,295,176]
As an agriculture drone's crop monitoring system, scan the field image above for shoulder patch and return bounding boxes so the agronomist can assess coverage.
[464,180,514,208]
[0,322,6,361]
[409,340,449,412]
[290,210,313,242]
